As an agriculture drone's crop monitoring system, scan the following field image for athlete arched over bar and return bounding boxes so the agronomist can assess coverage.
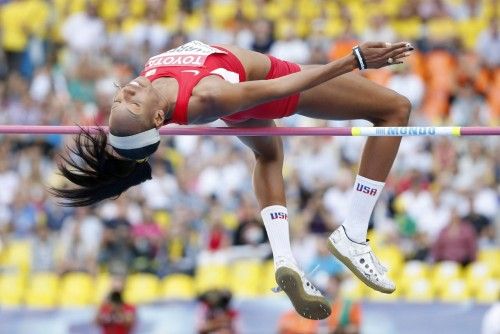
[52,40,414,319]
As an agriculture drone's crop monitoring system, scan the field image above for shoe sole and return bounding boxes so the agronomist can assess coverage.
[327,239,395,294]
[275,267,331,320]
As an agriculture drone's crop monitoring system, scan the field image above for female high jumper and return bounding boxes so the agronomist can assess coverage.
[53,40,414,320]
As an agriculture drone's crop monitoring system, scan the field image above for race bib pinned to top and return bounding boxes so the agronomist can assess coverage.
[144,41,227,70]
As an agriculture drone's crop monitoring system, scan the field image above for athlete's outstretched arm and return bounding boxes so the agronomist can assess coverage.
[205,42,412,118]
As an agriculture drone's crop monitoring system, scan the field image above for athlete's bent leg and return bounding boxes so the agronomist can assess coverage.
[227,119,331,319]
[297,71,411,182]
[297,72,411,293]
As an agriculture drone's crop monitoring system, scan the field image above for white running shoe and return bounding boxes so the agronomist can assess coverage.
[274,257,331,320]
[327,226,395,294]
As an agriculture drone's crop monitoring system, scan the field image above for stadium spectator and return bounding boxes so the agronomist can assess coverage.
[463,191,492,236]
[30,222,57,273]
[61,1,106,56]
[251,19,275,54]
[230,13,254,50]
[278,310,318,334]
[431,210,477,265]
[300,192,335,235]
[0,157,19,207]
[307,241,344,287]
[130,208,162,273]
[0,0,42,76]
[328,18,358,61]
[9,190,40,238]
[158,208,198,276]
[129,6,170,57]
[278,274,361,334]
[394,171,435,236]
[99,214,135,276]
[449,80,490,126]
[233,217,268,246]
[325,275,361,334]
[96,278,136,334]
[58,207,102,275]
[476,17,500,69]
[386,63,425,112]
[140,163,177,209]
[455,140,493,190]
[323,169,354,226]
[449,0,485,20]
[205,218,231,252]
[131,208,163,245]
[197,289,237,334]
[191,12,234,45]
[269,25,311,64]
[362,14,396,43]
[417,0,450,20]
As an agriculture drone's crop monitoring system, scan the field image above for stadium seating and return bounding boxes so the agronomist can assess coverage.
[58,272,94,307]
[404,278,435,302]
[431,261,463,295]
[24,273,59,308]
[0,273,25,307]
[439,279,471,303]
[340,277,366,301]
[465,261,494,295]
[458,19,488,50]
[195,263,230,294]
[229,260,263,297]
[478,249,500,277]
[391,18,422,40]
[124,273,160,304]
[261,260,280,296]
[93,273,112,304]
[162,274,196,300]
[474,279,499,304]
[399,261,431,293]
[375,246,405,279]
[0,240,32,276]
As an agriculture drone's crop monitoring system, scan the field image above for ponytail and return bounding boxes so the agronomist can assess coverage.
[50,128,152,207]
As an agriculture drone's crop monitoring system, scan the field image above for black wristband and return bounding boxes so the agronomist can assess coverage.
[352,45,367,70]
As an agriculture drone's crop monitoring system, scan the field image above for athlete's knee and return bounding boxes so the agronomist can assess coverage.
[254,138,283,163]
[388,94,412,125]
[372,93,411,126]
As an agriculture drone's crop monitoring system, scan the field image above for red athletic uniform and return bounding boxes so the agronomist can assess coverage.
[140,41,301,124]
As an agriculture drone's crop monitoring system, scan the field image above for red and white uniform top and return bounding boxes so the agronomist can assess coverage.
[140,41,246,125]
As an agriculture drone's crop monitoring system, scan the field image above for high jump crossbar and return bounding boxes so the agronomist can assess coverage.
[0,125,499,136]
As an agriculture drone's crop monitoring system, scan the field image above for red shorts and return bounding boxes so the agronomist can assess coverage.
[221,55,301,123]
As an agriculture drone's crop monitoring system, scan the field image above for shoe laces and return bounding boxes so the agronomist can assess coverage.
[369,251,388,274]
[358,241,388,275]
[272,264,320,293]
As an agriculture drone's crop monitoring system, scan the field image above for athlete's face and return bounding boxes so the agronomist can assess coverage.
[109,76,164,135]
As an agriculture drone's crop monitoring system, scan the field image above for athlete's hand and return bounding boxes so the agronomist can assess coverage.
[358,41,414,69]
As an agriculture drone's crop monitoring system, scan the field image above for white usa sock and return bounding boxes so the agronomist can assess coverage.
[341,175,385,243]
[261,205,296,267]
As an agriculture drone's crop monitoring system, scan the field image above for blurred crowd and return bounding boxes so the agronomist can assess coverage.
[0,0,499,308]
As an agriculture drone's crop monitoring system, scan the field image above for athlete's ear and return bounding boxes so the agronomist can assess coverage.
[152,109,165,128]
